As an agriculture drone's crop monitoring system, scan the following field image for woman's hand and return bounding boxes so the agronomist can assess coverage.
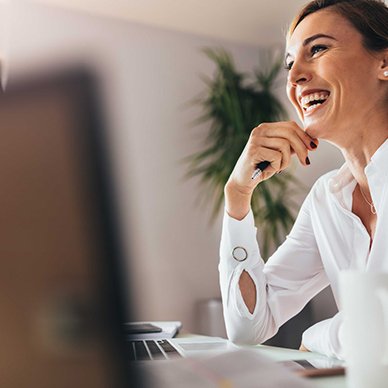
[225,121,318,220]
[299,344,310,352]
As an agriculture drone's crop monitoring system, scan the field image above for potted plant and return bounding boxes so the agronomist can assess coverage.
[186,48,303,258]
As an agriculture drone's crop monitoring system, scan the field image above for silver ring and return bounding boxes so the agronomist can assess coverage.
[232,246,248,262]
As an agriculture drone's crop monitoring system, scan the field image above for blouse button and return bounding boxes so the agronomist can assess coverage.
[232,246,248,262]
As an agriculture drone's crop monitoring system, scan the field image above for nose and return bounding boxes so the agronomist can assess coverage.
[288,60,312,87]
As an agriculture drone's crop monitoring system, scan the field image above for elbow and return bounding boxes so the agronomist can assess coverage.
[227,327,277,346]
[226,328,258,346]
[224,313,278,346]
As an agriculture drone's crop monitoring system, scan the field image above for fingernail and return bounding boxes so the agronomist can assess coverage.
[310,141,317,149]
[306,157,311,165]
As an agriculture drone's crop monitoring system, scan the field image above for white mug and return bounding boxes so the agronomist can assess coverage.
[340,271,388,388]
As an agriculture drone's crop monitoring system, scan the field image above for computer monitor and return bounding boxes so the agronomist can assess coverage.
[0,67,139,387]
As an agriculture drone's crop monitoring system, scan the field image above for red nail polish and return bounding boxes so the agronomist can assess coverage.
[306,157,311,165]
[310,141,317,149]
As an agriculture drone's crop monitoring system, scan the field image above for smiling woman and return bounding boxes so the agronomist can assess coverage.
[219,0,388,359]
[285,2,388,142]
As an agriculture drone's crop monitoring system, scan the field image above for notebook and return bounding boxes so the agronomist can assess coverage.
[125,321,182,340]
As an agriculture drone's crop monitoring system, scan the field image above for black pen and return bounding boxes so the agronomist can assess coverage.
[251,160,270,180]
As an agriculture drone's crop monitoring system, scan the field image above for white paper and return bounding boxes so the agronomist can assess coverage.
[142,348,314,388]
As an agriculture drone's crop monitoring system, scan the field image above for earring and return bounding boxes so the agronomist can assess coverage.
[384,70,388,77]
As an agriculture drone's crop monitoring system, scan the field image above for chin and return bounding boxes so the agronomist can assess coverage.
[303,121,321,139]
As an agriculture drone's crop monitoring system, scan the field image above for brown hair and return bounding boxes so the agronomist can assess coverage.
[288,0,388,52]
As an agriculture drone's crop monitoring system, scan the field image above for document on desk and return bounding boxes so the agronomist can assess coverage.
[143,348,314,387]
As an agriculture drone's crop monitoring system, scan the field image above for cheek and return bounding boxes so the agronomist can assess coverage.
[320,63,366,104]
[317,57,357,91]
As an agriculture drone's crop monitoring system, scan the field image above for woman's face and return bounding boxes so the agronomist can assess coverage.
[286,9,385,142]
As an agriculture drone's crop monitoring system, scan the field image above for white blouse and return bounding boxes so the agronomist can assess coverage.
[219,139,388,359]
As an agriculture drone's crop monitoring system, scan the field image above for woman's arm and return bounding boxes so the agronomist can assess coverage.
[219,192,329,345]
[221,121,318,339]
[301,313,345,359]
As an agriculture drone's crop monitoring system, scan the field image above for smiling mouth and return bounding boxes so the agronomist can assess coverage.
[301,91,330,113]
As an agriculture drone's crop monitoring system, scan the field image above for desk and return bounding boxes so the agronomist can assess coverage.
[250,344,345,388]
[176,333,345,387]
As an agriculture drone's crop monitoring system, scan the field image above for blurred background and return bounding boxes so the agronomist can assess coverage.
[4,0,343,347]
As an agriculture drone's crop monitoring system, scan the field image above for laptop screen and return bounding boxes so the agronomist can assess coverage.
[0,68,139,387]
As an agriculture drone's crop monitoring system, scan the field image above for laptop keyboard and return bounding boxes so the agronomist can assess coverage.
[127,339,182,361]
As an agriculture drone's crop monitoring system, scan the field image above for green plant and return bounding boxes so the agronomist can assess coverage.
[186,48,303,258]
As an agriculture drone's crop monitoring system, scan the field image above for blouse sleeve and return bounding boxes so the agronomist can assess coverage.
[219,188,330,345]
[302,312,345,359]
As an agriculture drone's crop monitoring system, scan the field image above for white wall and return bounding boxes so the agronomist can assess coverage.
[8,2,344,332]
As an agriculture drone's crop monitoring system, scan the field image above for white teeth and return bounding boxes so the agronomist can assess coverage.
[301,91,330,110]
[305,103,323,113]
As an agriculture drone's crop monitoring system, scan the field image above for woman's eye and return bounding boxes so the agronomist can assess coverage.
[284,61,294,71]
[311,44,327,56]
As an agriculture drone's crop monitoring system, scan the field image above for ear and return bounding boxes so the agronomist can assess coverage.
[377,48,388,81]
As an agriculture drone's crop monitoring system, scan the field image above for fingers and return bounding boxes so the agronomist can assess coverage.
[254,137,292,171]
[251,121,317,168]
[299,344,310,352]
[225,120,318,207]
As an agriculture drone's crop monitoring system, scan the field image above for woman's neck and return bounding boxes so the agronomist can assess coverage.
[341,134,387,191]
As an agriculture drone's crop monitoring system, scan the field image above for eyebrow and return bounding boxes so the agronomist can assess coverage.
[284,33,337,64]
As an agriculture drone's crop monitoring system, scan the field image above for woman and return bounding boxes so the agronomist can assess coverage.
[219,0,388,359]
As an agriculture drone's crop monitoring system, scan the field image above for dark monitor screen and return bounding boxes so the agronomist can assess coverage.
[0,68,138,387]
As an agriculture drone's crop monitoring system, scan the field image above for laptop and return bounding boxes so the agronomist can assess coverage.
[126,324,235,362]
[0,66,140,387]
